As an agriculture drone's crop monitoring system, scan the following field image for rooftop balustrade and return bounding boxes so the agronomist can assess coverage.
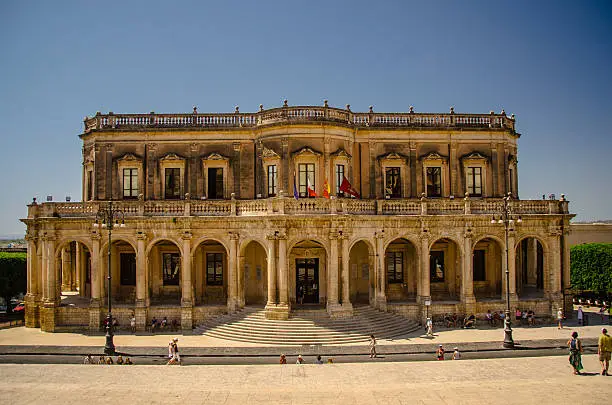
[83,104,516,133]
[26,197,569,220]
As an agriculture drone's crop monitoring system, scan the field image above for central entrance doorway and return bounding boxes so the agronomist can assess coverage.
[296,258,319,304]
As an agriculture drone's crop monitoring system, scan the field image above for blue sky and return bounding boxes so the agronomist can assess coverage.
[1,1,611,236]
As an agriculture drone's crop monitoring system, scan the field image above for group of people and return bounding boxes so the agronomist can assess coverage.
[279,354,333,364]
[435,345,461,360]
[167,337,181,365]
[83,354,133,365]
[568,328,612,376]
[151,316,179,333]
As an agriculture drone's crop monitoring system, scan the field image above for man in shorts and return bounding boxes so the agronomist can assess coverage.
[598,328,612,376]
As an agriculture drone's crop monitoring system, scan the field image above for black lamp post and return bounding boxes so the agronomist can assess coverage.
[94,200,125,355]
[491,192,521,349]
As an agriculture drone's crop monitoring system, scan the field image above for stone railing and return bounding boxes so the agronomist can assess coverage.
[83,105,516,133]
[27,198,569,220]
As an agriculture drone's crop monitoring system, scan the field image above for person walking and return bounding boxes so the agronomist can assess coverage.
[369,334,377,358]
[568,331,583,375]
[426,317,434,337]
[130,314,136,333]
[577,306,584,326]
[452,347,461,360]
[279,354,287,364]
[598,328,612,376]
[557,308,564,329]
[167,337,181,365]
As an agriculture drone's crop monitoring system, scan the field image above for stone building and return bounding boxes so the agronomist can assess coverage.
[21,102,573,332]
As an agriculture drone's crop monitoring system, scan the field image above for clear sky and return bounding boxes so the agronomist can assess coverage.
[1,1,611,236]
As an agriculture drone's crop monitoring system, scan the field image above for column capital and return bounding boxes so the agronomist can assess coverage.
[374,230,386,239]
[229,231,240,241]
[136,232,148,241]
[90,232,101,241]
[181,231,193,240]
[41,233,56,242]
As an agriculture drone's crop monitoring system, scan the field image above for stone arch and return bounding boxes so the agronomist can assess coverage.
[147,239,182,305]
[53,238,93,302]
[239,236,269,256]
[348,238,375,305]
[384,237,419,303]
[472,236,503,300]
[515,235,547,298]
[193,238,229,305]
[429,237,463,301]
[191,236,229,256]
[289,238,328,306]
[241,239,268,305]
[287,237,329,256]
[99,238,138,303]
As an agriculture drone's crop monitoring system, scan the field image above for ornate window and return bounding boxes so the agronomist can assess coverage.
[420,152,448,198]
[117,153,143,200]
[386,251,403,283]
[331,148,351,197]
[462,152,488,197]
[267,165,277,197]
[159,153,185,200]
[378,152,408,198]
[292,147,321,198]
[123,168,138,199]
[335,164,345,196]
[162,253,180,286]
[202,153,230,199]
[206,252,224,286]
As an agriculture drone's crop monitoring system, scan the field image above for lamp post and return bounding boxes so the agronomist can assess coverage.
[94,200,125,355]
[491,192,521,349]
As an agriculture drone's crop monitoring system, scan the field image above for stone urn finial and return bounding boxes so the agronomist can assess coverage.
[409,106,414,113]
[235,106,239,113]
[450,106,454,114]
[369,105,373,113]
[193,106,198,114]
[259,104,264,112]
[324,99,328,107]
[346,104,351,111]
[283,99,288,107]
[501,108,506,115]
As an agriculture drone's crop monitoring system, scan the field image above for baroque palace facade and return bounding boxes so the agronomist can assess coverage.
[22,102,573,332]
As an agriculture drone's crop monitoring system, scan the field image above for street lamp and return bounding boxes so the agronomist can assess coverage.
[93,200,125,355]
[491,192,521,349]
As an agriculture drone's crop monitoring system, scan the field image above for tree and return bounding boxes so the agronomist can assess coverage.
[570,243,612,293]
[0,252,27,312]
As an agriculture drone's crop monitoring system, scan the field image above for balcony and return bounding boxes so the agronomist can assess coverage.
[26,197,569,220]
[83,105,516,133]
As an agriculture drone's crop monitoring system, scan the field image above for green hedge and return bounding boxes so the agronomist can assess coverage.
[0,252,27,311]
[570,243,612,292]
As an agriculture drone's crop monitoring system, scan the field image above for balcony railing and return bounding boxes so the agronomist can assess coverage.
[27,197,569,220]
[83,105,516,133]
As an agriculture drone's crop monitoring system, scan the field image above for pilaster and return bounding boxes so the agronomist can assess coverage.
[227,232,240,313]
[181,232,193,331]
[461,231,476,314]
[374,231,386,311]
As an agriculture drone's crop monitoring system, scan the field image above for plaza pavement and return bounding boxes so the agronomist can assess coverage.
[0,317,607,357]
[0,355,609,404]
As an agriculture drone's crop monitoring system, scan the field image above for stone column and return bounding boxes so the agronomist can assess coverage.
[25,235,39,328]
[278,234,288,308]
[265,234,277,310]
[420,235,430,323]
[89,234,102,331]
[75,243,82,295]
[135,233,147,332]
[327,232,340,315]
[462,233,476,313]
[227,232,239,313]
[181,232,193,331]
[507,232,518,306]
[340,234,353,314]
[41,237,57,332]
[548,233,562,304]
[237,252,245,307]
[61,246,71,292]
[375,233,386,310]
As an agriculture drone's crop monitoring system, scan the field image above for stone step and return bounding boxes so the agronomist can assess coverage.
[194,305,421,345]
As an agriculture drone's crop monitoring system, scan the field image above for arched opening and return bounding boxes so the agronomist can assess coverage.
[242,240,268,305]
[194,239,228,305]
[148,240,182,305]
[384,238,418,302]
[290,240,326,306]
[472,238,503,300]
[429,238,461,301]
[349,240,373,304]
[56,241,91,306]
[516,237,545,298]
[100,240,137,304]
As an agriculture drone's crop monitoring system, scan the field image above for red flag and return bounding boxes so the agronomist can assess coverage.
[322,178,330,199]
[307,178,317,197]
[339,176,360,198]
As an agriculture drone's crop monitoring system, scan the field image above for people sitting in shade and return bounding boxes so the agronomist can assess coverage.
[463,314,476,328]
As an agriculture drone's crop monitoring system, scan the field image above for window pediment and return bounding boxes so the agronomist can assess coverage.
[262,147,280,160]
[117,153,142,163]
[202,152,229,162]
[419,151,448,162]
[160,153,185,162]
[461,152,488,163]
[331,148,352,159]
[292,146,322,158]
[377,152,408,163]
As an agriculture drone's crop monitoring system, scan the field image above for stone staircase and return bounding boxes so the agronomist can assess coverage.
[193,305,421,345]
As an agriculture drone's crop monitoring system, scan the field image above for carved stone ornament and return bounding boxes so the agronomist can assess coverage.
[262,147,280,159]
[291,146,322,158]
[159,153,185,162]
[461,151,488,162]
[331,148,352,159]
[419,151,448,162]
[202,152,228,161]
[117,153,141,162]
[377,151,407,162]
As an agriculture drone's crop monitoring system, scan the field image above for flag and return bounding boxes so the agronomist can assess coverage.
[339,176,360,198]
[322,178,330,199]
[307,177,317,197]
[293,173,299,200]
